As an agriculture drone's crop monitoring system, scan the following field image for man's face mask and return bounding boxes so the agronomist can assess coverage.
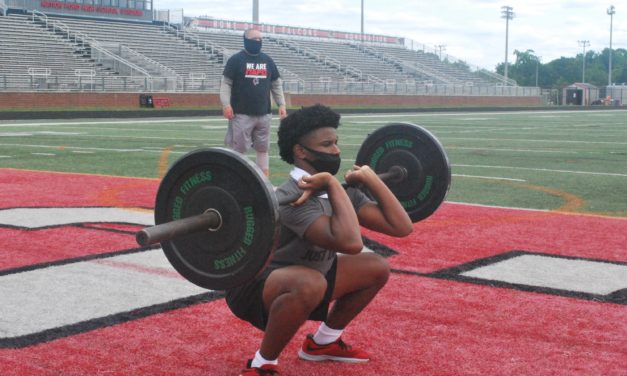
[244,37,262,55]
[300,144,341,176]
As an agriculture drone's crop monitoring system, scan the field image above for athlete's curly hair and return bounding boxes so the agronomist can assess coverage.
[277,104,341,164]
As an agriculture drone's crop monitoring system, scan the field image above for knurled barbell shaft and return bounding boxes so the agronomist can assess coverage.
[137,166,407,247]
[276,165,407,205]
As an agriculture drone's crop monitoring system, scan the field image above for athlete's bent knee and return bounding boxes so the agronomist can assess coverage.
[368,254,390,287]
[290,273,327,312]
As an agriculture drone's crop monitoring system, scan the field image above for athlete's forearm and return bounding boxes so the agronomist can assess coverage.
[271,78,286,107]
[219,76,233,107]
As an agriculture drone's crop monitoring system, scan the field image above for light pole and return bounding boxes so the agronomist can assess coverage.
[252,0,259,24]
[578,40,590,83]
[501,6,515,80]
[535,56,541,87]
[360,0,366,43]
[607,5,616,86]
[435,44,446,60]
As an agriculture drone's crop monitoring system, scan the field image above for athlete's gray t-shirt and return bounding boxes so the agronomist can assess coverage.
[272,171,373,275]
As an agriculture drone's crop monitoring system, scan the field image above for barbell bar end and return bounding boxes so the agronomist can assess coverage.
[136,209,222,247]
[136,229,150,247]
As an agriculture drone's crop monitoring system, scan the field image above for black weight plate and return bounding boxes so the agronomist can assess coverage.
[355,123,451,222]
[155,147,280,290]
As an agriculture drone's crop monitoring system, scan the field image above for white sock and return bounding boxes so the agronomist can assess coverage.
[256,151,269,174]
[250,350,278,368]
[312,322,343,345]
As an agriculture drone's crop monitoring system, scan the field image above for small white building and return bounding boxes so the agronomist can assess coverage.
[562,83,599,106]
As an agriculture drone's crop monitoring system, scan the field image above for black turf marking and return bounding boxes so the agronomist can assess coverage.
[365,240,626,306]
[0,245,224,349]
[399,250,627,306]
[0,238,395,348]
[362,236,399,257]
[0,291,224,349]
[0,206,152,232]
[606,289,627,305]
[75,223,142,236]
[0,246,157,277]
[2,236,624,349]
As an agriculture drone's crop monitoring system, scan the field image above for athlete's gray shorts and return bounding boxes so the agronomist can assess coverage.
[225,257,338,331]
[224,113,272,153]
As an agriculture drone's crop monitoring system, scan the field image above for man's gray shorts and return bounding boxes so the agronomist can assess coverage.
[225,114,272,153]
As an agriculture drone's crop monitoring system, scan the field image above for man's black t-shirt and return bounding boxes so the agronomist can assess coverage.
[223,50,280,116]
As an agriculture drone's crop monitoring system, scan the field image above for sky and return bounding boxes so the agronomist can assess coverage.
[153,0,625,70]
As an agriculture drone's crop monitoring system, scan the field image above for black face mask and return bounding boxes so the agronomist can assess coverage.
[300,144,341,175]
[244,37,262,55]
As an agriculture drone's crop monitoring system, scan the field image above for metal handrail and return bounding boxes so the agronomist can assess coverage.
[401,59,457,85]
[272,36,366,82]
[188,72,206,79]
[277,66,300,82]
[367,75,384,84]
[74,69,96,77]
[31,10,47,27]
[343,65,362,79]
[477,68,517,86]
[351,41,456,85]
[402,37,515,85]
[101,42,179,78]
[165,23,228,59]
[0,71,542,96]
[30,12,152,78]
[73,34,151,77]
[323,56,341,68]
[27,67,51,76]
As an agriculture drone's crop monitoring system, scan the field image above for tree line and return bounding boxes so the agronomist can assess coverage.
[495,48,627,89]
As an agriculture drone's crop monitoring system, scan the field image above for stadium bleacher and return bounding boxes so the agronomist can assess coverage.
[50,17,222,78]
[185,30,346,84]
[0,9,518,94]
[0,13,136,91]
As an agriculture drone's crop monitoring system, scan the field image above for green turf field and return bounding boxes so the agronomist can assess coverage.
[1,109,626,217]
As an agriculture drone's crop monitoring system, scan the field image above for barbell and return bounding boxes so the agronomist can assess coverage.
[135,165,408,247]
[136,122,451,290]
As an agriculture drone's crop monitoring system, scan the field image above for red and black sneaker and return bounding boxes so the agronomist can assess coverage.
[298,334,370,363]
[239,359,280,375]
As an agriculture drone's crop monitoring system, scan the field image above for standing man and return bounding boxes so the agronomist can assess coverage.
[220,28,287,177]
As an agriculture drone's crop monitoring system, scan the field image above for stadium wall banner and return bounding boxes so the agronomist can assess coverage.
[18,0,153,21]
[189,17,404,45]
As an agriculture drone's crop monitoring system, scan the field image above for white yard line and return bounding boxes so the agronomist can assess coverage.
[444,137,627,145]
[341,109,627,118]
[4,142,624,178]
[0,143,150,153]
[0,118,225,127]
[452,174,525,182]
[446,201,627,220]
[2,109,626,128]
[448,146,578,154]
[454,163,627,177]
[447,201,551,212]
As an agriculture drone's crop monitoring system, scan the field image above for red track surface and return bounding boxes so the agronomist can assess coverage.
[1,169,625,375]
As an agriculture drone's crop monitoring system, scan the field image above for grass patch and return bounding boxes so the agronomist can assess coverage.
[1,109,625,217]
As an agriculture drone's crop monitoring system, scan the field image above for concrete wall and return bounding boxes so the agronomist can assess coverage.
[0,92,543,110]
[0,92,220,110]
[289,94,543,108]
